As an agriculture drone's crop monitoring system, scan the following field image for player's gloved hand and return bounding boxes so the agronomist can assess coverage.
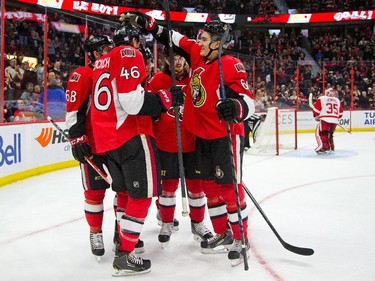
[156,89,172,112]
[69,135,92,164]
[216,98,244,123]
[170,86,184,107]
[120,11,158,35]
[314,116,320,122]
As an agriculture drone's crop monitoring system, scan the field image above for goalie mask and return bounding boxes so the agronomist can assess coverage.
[325,88,337,97]
[84,35,114,62]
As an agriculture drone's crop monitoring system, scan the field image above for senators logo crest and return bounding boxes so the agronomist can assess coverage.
[191,67,206,107]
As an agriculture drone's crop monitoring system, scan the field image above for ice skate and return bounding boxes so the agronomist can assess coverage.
[158,222,173,248]
[228,239,250,266]
[90,231,104,262]
[191,221,213,242]
[201,229,233,254]
[157,210,179,231]
[112,250,151,276]
[316,149,329,155]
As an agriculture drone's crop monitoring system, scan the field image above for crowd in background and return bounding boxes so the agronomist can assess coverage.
[2,0,375,122]
[87,0,375,14]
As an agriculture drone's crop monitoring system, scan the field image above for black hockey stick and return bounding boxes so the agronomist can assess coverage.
[217,26,249,271]
[47,116,112,184]
[242,182,314,256]
[162,0,189,217]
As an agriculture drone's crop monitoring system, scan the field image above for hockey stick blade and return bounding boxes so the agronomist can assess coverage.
[242,182,314,256]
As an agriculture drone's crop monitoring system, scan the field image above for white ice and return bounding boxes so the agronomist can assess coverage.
[1,131,374,281]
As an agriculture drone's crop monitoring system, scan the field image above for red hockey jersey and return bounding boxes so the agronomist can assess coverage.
[173,35,255,139]
[146,71,195,153]
[89,45,154,153]
[65,66,102,154]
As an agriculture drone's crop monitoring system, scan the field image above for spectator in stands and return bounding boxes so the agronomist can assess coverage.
[4,72,15,101]
[20,61,38,90]
[33,84,42,100]
[13,99,37,122]
[38,78,66,120]
[20,82,38,103]
[5,58,23,99]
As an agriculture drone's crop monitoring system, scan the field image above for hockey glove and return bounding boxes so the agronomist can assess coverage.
[314,116,320,122]
[121,11,158,35]
[69,135,92,164]
[216,98,244,123]
[156,89,172,112]
[170,86,184,107]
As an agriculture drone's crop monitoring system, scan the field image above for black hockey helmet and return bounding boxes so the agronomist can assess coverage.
[113,24,142,47]
[84,35,114,62]
[142,47,153,62]
[202,20,232,45]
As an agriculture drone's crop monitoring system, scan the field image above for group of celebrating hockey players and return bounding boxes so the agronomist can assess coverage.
[66,9,254,276]
[64,8,343,277]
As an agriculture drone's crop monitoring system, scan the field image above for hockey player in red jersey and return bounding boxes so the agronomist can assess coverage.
[124,12,255,266]
[145,50,213,247]
[88,23,183,276]
[312,88,344,154]
[65,35,114,261]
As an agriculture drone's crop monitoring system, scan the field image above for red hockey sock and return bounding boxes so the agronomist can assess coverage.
[84,189,106,233]
[186,179,205,223]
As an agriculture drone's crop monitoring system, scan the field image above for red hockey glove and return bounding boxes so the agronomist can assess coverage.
[170,86,184,107]
[216,98,244,123]
[156,89,172,112]
[121,11,158,35]
[69,135,92,164]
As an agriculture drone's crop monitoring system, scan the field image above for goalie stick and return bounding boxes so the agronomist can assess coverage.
[308,93,351,134]
[47,116,112,184]
[242,182,314,256]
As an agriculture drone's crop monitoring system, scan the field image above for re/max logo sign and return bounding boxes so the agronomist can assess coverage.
[0,134,21,167]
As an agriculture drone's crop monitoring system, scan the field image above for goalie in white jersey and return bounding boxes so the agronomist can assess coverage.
[311,88,344,154]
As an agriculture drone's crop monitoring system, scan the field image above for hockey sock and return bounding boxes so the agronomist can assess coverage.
[84,189,106,233]
[159,179,179,223]
[220,183,248,240]
[119,197,152,253]
[203,180,229,235]
[186,179,206,223]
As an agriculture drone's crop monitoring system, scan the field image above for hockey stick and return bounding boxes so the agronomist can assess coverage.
[308,93,351,134]
[162,0,189,217]
[47,116,112,184]
[217,26,249,271]
[242,182,314,256]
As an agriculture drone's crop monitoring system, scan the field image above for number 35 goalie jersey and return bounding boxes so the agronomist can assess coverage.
[89,46,154,154]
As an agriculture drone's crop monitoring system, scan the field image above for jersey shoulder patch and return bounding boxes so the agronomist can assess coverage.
[69,72,81,82]
[120,47,136,58]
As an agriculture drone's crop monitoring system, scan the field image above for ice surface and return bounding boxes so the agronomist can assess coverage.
[1,131,374,281]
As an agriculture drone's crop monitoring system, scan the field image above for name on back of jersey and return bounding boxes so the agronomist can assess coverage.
[94,57,110,70]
